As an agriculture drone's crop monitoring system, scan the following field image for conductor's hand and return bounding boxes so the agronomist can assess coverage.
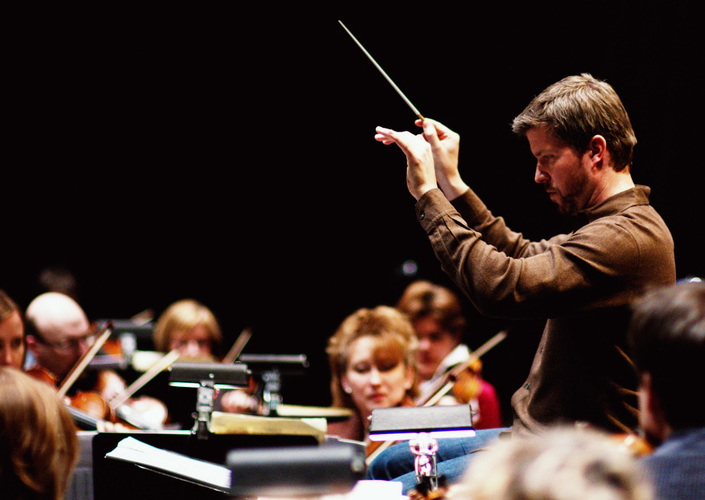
[376,119,468,201]
[416,119,468,200]
[375,125,437,201]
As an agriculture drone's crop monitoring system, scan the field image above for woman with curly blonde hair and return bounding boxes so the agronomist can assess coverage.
[326,305,419,446]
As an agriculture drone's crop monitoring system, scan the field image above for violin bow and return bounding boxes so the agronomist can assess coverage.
[366,331,507,466]
[109,326,253,414]
[107,349,180,411]
[57,323,113,399]
[417,330,508,407]
[221,326,253,365]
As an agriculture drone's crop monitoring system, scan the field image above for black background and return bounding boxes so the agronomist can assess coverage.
[3,4,702,422]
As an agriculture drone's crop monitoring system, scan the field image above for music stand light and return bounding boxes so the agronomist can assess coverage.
[368,405,475,493]
[237,354,309,416]
[169,362,250,439]
[227,444,365,497]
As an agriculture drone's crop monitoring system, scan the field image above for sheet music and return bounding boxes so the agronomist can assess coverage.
[209,411,326,441]
[105,437,231,491]
[106,437,403,499]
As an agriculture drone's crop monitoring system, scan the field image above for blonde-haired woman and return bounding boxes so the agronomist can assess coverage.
[326,305,418,450]
[153,299,222,361]
[0,367,79,500]
[153,299,261,416]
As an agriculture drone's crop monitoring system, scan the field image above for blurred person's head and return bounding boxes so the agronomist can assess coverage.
[0,367,79,499]
[627,280,705,444]
[153,299,222,361]
[397,280,465,380]
[453,426,652,500]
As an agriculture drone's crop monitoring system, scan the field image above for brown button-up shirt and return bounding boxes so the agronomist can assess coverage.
[416,185,675,434]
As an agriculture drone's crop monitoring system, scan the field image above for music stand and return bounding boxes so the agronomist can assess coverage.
[227,443,365,497]
[169,362,250,439]
[237,354,308,416]
[368,405,475,494]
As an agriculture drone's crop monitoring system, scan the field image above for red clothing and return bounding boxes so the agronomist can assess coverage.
[474,379,503,429]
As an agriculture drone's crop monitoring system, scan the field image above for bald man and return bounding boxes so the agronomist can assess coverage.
[24,292,170,432]
[25,292,96,383]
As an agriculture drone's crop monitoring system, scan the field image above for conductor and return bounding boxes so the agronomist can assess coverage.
[369,73,676,491]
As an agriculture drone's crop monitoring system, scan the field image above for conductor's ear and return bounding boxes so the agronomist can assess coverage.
[588,135,607,167]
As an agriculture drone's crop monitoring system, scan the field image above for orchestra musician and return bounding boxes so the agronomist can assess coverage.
[368,74,676,492]
[325,305,418,452]
[396,280,502,429]
[151,298,260,416]
[0,366,80,500]
[152,298,223,362]
[452,426,653,500]
[627,280,705,498]
[24,292,126,401]
[24,292,167,430]
[0,290,25,371]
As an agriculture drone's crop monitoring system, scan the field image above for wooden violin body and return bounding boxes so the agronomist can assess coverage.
[25,323,169,431]
[25,366,117,430]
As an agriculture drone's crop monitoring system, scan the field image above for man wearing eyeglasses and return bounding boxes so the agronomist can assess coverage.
[24,292,169,432]
[24,291,130,408]
[24,292,96,382]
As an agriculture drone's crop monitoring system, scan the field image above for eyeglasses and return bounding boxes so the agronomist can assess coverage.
[33,331,96,352]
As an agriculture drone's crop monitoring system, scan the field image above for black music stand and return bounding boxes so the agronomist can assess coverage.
[237,354,308,416]
[169,362,250,439]
[94,431,321,500]
[368,405,475,494]
[227,443,365,497]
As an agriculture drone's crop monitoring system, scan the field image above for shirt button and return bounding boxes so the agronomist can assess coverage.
[419,211,425,220]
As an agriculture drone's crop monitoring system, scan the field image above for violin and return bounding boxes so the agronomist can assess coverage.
[26,325,117,427]
[84,322,172,430]
[445,357,483,405]
[25,365,121,430]
[28,324,168,431]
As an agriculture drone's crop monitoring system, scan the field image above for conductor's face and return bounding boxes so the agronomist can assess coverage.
[527,126,594,215]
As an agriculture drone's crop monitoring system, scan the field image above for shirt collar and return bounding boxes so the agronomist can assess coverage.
[579,185,651,223]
